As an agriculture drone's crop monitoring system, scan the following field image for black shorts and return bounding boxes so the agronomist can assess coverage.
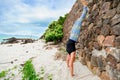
[66,39,76,55]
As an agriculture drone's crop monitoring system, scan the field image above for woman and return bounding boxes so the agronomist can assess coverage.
[66,0,88,77]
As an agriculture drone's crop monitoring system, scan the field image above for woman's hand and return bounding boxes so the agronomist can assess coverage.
[81,0,88,6]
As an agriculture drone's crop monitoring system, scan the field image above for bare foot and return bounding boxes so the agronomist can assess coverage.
[71,74,75,77]
[67,65,69,68]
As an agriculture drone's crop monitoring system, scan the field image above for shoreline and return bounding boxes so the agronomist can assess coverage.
[0,35,39,44]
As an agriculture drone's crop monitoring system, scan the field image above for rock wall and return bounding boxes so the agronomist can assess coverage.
[63,0,120,80]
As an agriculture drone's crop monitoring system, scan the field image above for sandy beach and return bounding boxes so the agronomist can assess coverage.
[0,40,101,80]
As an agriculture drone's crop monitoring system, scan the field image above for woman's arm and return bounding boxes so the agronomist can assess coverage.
[81,0,88,6]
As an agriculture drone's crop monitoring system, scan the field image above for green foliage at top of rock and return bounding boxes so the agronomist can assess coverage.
[42,14,68,42]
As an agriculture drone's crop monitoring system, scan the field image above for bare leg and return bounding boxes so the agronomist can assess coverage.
[69,51,76,77]
[66,54,70,67]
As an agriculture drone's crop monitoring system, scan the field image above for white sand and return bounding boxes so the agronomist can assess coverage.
[0,40,101,80]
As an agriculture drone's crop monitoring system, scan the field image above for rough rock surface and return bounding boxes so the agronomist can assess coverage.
[63,0,120,80]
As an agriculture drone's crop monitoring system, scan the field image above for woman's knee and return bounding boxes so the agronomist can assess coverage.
[66,54,70,61]
[69,62,73,67]
[69,58,74,67]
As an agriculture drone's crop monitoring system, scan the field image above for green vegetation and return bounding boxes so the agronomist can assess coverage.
[22,60,38,80]
[39,67,44,80]
[22,60,53,80]
[47,74,53,80]
[43,14,68,42]
[0,60,53,80]
[0,65,18,80]
[39,67,53,80]
[0,71,6,78]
